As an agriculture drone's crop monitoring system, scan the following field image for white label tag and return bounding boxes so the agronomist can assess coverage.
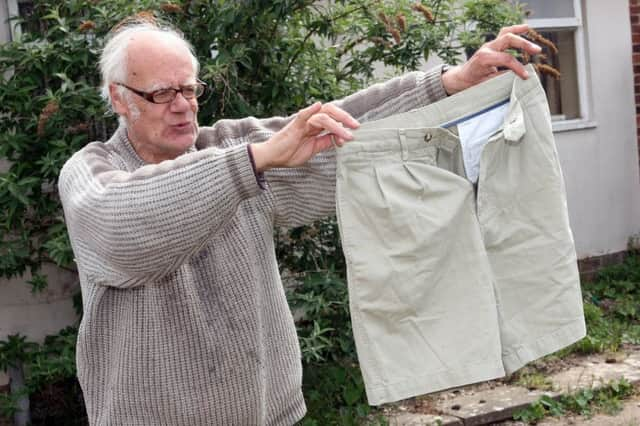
[456,102,509,183]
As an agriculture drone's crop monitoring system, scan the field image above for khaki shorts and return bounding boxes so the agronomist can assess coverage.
[335,65,586,406]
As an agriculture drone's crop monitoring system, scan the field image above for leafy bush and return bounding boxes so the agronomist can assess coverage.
[0,328,83,424]
[550,253,640,362]
[513,378,635,424]
[0,0,524,422]
[0,0,525,288]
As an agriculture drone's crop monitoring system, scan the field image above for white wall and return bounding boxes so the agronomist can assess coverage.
[0,0,10,44]
[555,0,640,257]
[0,265,78,341]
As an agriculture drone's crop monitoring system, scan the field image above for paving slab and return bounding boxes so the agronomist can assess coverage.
[387,412,463,426]
[551,351,640,392]
[435,384,554,425]
[502,393,640,425]
[385,346,640,426]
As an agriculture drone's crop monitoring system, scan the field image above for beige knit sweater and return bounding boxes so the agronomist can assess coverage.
[58,67,447,425]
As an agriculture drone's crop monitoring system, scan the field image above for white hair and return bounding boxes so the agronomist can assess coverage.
[99,21,200,124]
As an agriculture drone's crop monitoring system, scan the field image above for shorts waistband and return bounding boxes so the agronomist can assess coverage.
[337,64,539,160]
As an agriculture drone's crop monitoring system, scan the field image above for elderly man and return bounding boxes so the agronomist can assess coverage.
[58,16,540,426]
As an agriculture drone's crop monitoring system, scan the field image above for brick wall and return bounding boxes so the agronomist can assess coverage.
[577,250,627,283]
[631,0,640,172]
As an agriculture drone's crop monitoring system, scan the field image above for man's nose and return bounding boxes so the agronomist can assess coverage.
[170,92,192,112]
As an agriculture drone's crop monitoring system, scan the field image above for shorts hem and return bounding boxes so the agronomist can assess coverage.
[502,318,587,375]
[365,361,506,406]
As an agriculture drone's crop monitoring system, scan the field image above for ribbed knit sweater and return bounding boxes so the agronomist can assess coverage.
[58,67,447,425]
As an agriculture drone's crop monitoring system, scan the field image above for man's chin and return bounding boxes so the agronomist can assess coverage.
[166,127,197,145]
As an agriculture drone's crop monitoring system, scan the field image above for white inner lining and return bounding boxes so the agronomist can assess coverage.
[456,102,509,183]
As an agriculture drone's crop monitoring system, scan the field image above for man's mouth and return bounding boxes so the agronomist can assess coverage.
[171,122,193,132]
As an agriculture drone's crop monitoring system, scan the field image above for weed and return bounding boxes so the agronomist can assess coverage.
[513,378,635,424]
[0,392,19,419]
[516,372,555,391]
[554,254,640,359]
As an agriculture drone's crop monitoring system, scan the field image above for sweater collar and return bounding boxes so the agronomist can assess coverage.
[112,125,197,168]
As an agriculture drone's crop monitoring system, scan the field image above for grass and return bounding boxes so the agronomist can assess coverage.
[562,254,640,356]
[515,371,555,391]
[512,253,640,424]
[513,378,636,423]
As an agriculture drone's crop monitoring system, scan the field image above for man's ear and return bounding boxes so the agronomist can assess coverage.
[109,83,129,116]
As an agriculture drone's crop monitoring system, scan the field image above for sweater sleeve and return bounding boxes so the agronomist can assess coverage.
[333,64,448,122]
[267,65,449,228]
[58,141,262,287]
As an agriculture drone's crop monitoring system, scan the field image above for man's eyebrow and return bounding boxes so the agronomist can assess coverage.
[145,80,197,91]
[146,81,169,92]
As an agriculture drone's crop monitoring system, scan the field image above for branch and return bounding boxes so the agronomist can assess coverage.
[336,35,368,58]
[284,27,318,78]
[283,4,368,80]
[268,0,312,48]
[335,49,395,82]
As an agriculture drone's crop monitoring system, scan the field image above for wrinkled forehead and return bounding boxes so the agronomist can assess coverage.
[125,31,197,89]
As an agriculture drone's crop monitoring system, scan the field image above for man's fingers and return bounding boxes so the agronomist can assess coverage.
[309,134,335,154]
[443,23,539,93]
[314,134,340,152]
[296,102,322,122]
[329,134,347,147]
[497,23,530,38]
[307,113,354,141]
[477,49,529,79]
[320,103,360,129]
[488,32,541,55]
[289,102,356,160]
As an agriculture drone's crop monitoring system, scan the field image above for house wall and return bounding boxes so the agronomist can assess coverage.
[630,0,640,177]
[555,0,640,257]
[0,1,10,44]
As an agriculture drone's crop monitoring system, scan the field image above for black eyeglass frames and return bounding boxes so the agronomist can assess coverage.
[115,80,206,104]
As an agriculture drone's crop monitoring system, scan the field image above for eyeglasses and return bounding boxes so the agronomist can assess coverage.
[115,80,207,104]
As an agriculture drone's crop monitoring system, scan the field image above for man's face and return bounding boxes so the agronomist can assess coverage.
[111,32,199,163]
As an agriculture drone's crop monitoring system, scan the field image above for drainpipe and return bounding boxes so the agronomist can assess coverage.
[7,362,30,426]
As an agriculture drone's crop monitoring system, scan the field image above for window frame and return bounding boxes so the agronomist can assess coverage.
[525,0,595,132]
[6,0,21,41]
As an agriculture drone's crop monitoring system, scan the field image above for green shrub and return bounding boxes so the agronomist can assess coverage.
[0,0,524,422]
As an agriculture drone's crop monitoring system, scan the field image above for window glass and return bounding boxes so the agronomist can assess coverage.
[524,0,575,19]
[537,30,580,121]
[17,1,36,35]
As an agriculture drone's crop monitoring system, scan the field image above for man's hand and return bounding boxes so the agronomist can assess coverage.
[250,102,360,171]
[442,24,542,95]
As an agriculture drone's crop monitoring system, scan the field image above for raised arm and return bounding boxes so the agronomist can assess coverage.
[58,140,261,287]
[262,65,450,228]
[333,65,448,122]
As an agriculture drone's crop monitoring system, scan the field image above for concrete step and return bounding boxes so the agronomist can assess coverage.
[384,346,640,426]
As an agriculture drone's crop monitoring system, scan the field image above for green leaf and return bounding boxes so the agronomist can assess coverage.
[7,182,30,206]
[342,381,362,406]
[27,272,48,293]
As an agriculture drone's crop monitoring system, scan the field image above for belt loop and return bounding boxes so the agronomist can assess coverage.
[398,129,409,161]
[504,99,526,142]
